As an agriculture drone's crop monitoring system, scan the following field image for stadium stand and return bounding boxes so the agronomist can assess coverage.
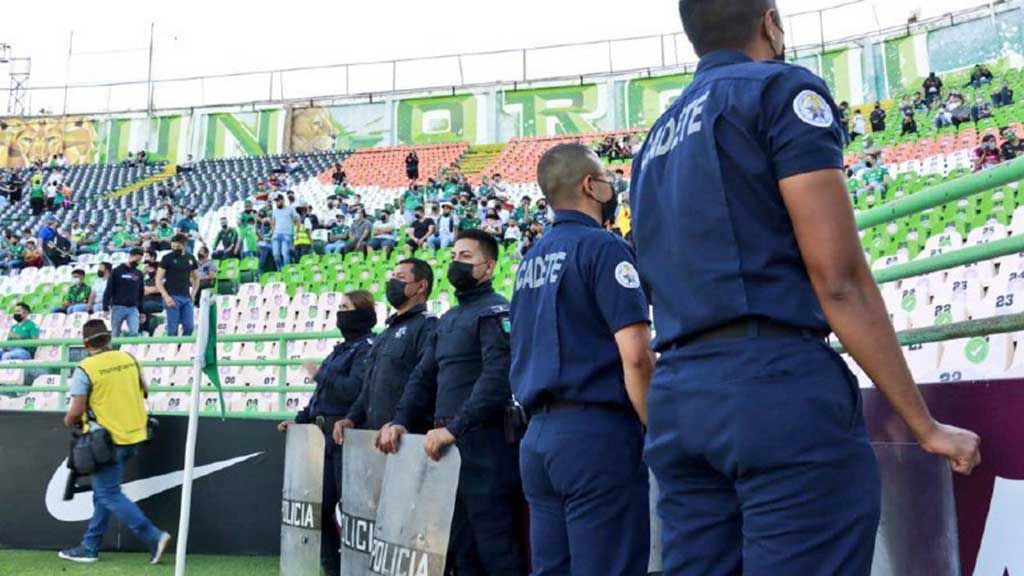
[7,61,1024,414]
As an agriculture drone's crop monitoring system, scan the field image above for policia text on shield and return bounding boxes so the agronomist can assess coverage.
[630,1,982,574]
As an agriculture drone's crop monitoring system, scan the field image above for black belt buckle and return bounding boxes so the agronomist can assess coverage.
[504,402,527,444]
[314,415,326,430]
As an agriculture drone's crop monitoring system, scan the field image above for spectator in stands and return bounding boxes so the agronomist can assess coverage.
[45,227,74,267]
[53,269,93,314]
[175,208,200,254]
[407,207,435,255]
[87,263,112,314]
[236,214,259,259]
[901,111,918,136]
[28,172,45,215]
[21,240,43,269]
[325,214,350,254]
[923,71,943,105]
[140,260,163,335]
[897,95,913,118]
[105,249,145,337]
[974,133,1002,172]
[869,102,886,133]
[596,136,616,158]
[348,208,372,254]
[474,175,490,199]
[9,170,22,203]
[331,163,346,185]
[286,156,301,174]
[405,151,420,183]
[270,194,299,270]
[458,204,481,231]
[402,184,424,225]
[534,198,552,227]
[3,233,24,273]
[859,155,891,200]
[137,150,148,165]
[368,211,397,258]
[293,202,315,260]
[1,303,39,361]
[1000,128,1024,161]
[503,217,522,247]
[481,208,504,239]
[152,219,173,251]
[37,215,57,255]
[158,234,199,336]
[178,153,194,174]
[971,96,994,123]
[992,80,1014,108]
[430,202,458,250]
[947,92,971,128]
[912,91,928,114]
[211,217,240,260]
[491,173,511,198]
[966,64,994,89]
[195,247,217,304]
[850,110,866,141]
[612,168,629,195]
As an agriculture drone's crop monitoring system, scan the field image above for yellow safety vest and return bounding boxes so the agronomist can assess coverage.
[615,205,632,237]
[79,350,148,446]
[294,224,312,247]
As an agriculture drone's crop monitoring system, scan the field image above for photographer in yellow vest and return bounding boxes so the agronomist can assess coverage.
[59,319,172,565]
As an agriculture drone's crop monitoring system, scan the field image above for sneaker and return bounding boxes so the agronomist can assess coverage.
[58,545,98,563]
[150,532,172,565]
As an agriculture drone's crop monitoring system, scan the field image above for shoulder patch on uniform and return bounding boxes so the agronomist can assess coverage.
[501,317,511,335]
[793,89,833,128]
[614,261,641,289]
[489,304,510,315]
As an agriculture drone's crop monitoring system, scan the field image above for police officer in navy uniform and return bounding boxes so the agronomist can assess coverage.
[378,229,525,575]
[277,290,376,576]
[510,143,655,575]
[333,258,438,443]
[631,2,982,574]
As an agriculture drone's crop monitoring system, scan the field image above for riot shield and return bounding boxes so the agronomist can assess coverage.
[280,424,325,576]
[870,443,960,576]
[648,472,663,575]
[339,429,388,576]
[369,434,461,576]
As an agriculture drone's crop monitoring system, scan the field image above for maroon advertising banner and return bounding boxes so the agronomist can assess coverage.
[863,380,1024,576]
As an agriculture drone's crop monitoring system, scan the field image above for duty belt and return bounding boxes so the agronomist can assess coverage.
[665,317,830,352]
[313,415,342,433]
[533,399,629,415]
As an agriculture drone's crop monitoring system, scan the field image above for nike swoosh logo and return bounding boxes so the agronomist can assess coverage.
[45,452,263,522]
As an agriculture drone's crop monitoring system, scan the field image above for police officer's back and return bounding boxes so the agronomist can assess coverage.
[510,143,655,575]
[276,290,375,576]
[379,229,524,576]
[632,2,981,574]
[333,258,438,443]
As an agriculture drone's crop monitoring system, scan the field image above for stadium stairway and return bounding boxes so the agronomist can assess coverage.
[104,162,178,200]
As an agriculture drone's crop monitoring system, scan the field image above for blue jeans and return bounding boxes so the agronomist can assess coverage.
[0,347,32,361]
[111,305,140,337]
[82,445,163,553]
[324,241,347,254]
[272,233,293,270]
[428,234,454,250]
[67,303,90,314]
[164,295,195,336]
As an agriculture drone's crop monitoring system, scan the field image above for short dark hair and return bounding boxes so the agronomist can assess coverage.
[537,143,602,206]
[100,261,112,272]
[456,229,499,262]
[399,258,434,296]
[82,319,112,349]
[72,268,85,277]
[171,234,188,245]
[679,0,775,56]
[14,301,30,314]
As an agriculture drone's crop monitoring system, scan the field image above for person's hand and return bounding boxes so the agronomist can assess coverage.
[919,422,982,475]
[276,420,292,433]
[375,423,407,454]
[302,361,319,378]
[164,295,175,308]
[332,419,354,445]
[424,427,456,461]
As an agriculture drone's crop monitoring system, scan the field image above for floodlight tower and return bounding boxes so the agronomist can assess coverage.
[0,43,32,116]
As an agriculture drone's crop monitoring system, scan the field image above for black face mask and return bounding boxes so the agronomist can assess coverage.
[336,308,376,339]
[591,185,618,224]
[12,313,24,323]
[447,261,480,292]
[128,260,140,268]
[386,278,411,309]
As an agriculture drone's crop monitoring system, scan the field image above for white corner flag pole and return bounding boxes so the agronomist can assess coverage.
[174,291,211,576]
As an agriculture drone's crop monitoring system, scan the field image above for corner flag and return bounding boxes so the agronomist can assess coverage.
[199,300,225,418]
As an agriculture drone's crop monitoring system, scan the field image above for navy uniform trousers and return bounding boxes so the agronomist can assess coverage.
[446,425,524,576]
[520,407,650,575]
[322,434,344,573]
[644,335,881,576]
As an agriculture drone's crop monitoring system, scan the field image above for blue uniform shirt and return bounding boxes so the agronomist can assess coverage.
[510,210,650,412]
[630,50,844,351]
